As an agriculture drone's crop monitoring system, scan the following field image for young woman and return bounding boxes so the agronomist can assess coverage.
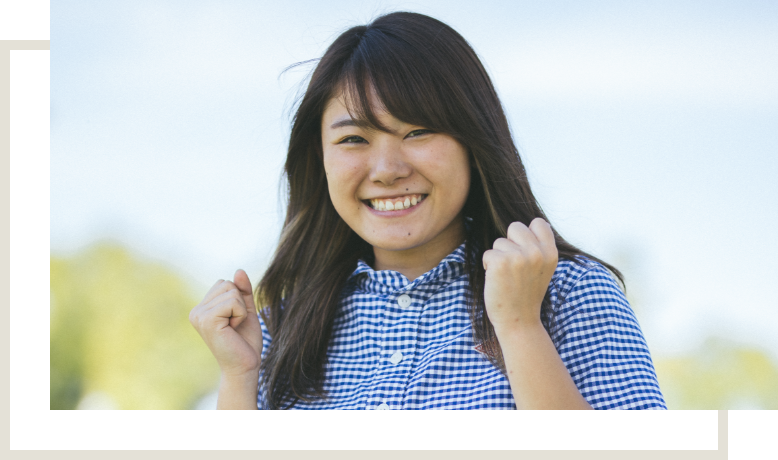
[189,12,667,410]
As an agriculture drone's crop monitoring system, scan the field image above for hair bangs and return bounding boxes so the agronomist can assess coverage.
[334,29,458,136]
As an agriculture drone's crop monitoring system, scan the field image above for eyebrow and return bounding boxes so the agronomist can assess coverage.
[329,118,400,136]
[330,118,359,130]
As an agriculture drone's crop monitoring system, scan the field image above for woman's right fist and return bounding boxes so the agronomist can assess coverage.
[189,269,263,377]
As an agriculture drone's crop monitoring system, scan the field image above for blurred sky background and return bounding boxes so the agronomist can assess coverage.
[51,0,778,363]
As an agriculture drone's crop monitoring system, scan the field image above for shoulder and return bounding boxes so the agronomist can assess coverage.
[550,255,624,301]
[546,255,640,343]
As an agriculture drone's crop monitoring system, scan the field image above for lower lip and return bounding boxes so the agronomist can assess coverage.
[366,197,426,217]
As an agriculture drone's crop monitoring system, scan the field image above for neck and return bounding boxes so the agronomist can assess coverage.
[372,217,465,281]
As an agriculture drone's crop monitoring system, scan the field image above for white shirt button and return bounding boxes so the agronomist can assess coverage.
[390,351,403,365]
[377,403,389,410]
[397,294,412,308]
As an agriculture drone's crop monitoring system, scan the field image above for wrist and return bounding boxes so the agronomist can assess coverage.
[492,318,545,341]
[217,370,260,410]
[220,366,260,382]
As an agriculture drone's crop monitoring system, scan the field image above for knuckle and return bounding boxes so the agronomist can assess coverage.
[507,221,525,233]
[189,305,205,326]
[222,280,236,290]
[482,249,493,261]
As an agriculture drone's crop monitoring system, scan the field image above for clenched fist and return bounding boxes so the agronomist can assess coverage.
[189,269,263,378]
[482,218,559,334]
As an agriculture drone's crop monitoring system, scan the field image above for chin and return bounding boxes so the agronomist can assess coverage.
[365,235,425,252]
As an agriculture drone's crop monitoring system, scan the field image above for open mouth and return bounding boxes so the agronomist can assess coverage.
[366,194,427,211]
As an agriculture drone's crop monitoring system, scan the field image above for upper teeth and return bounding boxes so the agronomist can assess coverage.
[370,194,425,211]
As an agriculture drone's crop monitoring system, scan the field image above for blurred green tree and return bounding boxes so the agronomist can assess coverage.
[51,243,220,409]
[655,336,778,409]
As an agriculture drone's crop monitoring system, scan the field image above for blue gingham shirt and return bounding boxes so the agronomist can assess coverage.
[257,243,667,410]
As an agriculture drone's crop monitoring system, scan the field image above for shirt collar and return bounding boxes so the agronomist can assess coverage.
[350,242,467,294]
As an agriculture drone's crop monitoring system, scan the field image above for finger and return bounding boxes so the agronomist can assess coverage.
[201,279,238,305]
[492,237,520,253]
[233,269,257,314]
[482,249,493,271]
[506,221,539,248]
[214,295,248,330]
[528,218,558,260]
[203,287,246,315]
[193,295,247,332]
[482,248,506,271]
[200,279,226,303]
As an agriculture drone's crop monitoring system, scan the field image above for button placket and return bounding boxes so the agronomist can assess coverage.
[371,290,419,410]
[390,294,411,368]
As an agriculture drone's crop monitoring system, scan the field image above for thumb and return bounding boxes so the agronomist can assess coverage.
[233,269,257,313]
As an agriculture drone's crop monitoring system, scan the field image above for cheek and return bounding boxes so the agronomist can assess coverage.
[433,145,471,199]
[445,154,471,215]
[452,168,471,212]
[323,153,362,205]
[451,145,471,193]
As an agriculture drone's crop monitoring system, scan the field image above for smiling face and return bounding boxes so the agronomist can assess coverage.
[321,94,471,275]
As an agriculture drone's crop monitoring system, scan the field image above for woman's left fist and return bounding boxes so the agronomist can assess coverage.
[482,218,559,334]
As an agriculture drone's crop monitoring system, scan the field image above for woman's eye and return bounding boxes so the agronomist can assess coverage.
[406,129,433,138]
[338,136,367,144]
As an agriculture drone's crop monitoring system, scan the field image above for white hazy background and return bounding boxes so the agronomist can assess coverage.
[51,0,778,359]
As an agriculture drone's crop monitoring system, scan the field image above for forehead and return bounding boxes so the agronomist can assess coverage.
[321,95,353,122]
[321,89,398,132]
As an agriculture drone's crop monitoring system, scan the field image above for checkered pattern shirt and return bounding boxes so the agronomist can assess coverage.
[256,243,667,410]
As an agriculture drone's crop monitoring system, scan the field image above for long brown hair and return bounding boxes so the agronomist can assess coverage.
[257,11,624,409]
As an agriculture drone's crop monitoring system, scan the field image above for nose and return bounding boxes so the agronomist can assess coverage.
[368,139,413,186]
